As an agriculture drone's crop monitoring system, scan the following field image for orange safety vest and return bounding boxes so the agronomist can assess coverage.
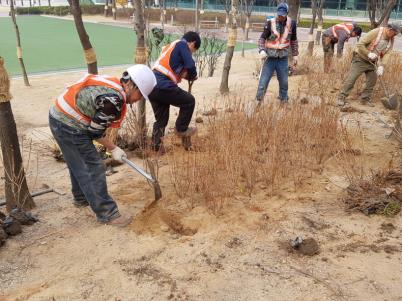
[265,17,292,50]
[331,23,354,38]
[368,27,394,58]
[153,40,182,84]
[55,74,127,129]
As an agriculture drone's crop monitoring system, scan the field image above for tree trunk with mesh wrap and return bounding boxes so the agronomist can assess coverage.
[0,58,35,212]
[10,0,30,86]
[68,0,98,75]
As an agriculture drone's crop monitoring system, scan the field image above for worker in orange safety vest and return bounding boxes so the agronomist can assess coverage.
[322,22,362,73]
[49,65,156,227]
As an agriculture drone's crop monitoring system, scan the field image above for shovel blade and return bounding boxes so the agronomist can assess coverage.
[381,94,399,110]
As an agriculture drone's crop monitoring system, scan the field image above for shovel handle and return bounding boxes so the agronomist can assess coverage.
[122,157,155,183]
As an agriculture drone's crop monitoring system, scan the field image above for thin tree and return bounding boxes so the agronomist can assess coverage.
[195,0,199,32]
[219,0,238,94]
[218,0,231,32]
[0,57,35,212]
[307,0,318,55]
[133,0,147,141]
[104,0,109,17]
[368,0,397,28]
[315,0,325,45]
[10,0,30,86]
[241,0,254,41]
[68,0,98,74]
[288,0,300,66]
[159,0,166,30]
[48,0,50,6]
[112,0,117,20]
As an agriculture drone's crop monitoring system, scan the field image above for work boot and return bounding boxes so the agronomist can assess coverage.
[105,214,133,227]
[73,200,89,208]
[175,127,197,138]
[360,99,375,107]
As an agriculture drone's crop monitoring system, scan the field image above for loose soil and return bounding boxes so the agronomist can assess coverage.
[1,12,402,301]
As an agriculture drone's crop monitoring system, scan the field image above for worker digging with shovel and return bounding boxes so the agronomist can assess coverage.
[337,23,402,108]
[149,31,201,153]
[49,65,156,227]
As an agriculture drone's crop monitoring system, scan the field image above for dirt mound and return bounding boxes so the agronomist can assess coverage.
[129,201,199,236]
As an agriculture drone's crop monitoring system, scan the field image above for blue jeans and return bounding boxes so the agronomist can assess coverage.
[49,115,120,223]
[256,57,289,102]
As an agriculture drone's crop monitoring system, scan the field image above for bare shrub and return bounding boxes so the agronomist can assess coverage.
[194,33,226,78]
[168,91,341,211]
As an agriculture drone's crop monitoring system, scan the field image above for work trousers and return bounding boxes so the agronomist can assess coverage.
[256,56,289,102]
[148,86,195,149]
[338,53,377,102]
[49,115,120,223]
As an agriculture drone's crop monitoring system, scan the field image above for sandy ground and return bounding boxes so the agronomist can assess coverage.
[1,14,402,301]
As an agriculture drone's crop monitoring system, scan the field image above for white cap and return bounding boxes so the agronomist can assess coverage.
[125,64,156,101]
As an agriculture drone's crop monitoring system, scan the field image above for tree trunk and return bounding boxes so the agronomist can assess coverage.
[224,12,229,32]
[104,0,109,17]
[29,0,31,6]
[133,0,147,144]
[0,58,35,212]
[20,0,23,6]
[315,0,324,45]
[195,0,199,32]
[288,0,300,21]
[368,0,397,29]
[68,0,98,74]
[307,0,317,55]
[245,14,250,41]
[48,0,50,6]
[10,0,30,86]
[112,0,117,20]
[219,0,237,94]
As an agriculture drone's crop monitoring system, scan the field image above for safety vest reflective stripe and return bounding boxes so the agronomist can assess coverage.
[265,17,292,50]
[153,40,181,84]
[332,23,353,38]
[368,27,394,58]
[55,94,91,126]
[369,27,384,51]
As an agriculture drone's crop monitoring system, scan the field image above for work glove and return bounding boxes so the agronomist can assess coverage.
[258,50,267,60]
[368,52,378,61]
[376,65,384,76]
[111,146,126,163]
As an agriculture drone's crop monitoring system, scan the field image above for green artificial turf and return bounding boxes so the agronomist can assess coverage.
[0,15,256,76]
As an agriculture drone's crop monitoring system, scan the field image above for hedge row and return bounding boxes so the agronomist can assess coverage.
[15,5,104,16]
[15,6,372,32]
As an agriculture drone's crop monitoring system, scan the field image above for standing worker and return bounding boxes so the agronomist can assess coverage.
[149,31,201,152]
[49,65,156,227]
[255,3,299,104]
[337,23,401,107]
[322,22,362,73]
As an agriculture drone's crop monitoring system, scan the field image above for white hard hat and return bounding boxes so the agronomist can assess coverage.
[125,64,156,101]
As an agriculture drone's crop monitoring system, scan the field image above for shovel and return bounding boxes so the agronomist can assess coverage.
[378,77,399,110]
[122,157,162,201]
[372,62,398,110]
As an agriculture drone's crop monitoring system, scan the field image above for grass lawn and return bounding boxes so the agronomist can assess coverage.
[0,15,256,76]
